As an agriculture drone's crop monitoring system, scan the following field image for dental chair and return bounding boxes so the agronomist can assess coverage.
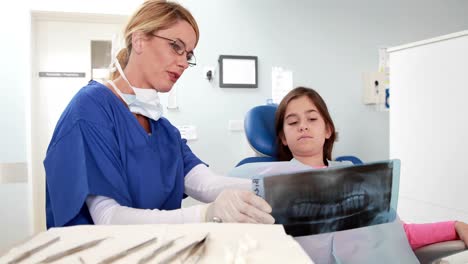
[237,104,467,263]
[237,104,278,167]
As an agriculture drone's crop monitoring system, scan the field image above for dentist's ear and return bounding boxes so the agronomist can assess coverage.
[131,31,145,55]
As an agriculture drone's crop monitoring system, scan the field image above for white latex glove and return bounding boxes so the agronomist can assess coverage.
[205,189,275,224]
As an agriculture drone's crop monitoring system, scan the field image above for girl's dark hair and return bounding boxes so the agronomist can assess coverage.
[275,87,337,165]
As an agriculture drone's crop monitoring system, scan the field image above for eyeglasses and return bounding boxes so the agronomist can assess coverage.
[151,34,196,67]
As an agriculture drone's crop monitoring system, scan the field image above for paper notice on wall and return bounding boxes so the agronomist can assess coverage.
[378,48,390,110]
[378,48,389,73]
[176,125,197,141]
[272,67,293,104]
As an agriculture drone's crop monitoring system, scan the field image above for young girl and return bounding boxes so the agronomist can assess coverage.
[275,86,468,250]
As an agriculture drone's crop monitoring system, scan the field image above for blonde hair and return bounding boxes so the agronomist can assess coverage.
[110,0,199,80]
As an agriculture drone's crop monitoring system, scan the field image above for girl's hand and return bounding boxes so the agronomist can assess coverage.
[455,221,468,247]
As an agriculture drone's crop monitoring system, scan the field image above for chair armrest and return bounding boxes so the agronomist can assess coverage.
[414,240,467,264]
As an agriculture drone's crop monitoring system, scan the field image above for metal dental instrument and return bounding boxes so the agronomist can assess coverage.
[158,233,208,264]
[137,236,184,264]
[7,236,60,264]
[181,235,208,264]
[39,237,108,263]
[98,236,157,264]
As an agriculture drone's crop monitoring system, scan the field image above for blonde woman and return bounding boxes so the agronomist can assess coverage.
[45,0,274,228]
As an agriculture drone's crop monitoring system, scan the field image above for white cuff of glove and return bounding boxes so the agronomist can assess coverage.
[86,195,209,225]
[184,164,251,203]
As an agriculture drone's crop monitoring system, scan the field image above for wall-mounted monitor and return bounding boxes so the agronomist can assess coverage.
[218,55,258,88]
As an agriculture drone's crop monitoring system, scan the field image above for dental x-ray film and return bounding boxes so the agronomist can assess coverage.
[252,160,400,236]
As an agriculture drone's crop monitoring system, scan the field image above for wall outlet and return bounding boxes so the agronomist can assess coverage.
[228,120,244,131]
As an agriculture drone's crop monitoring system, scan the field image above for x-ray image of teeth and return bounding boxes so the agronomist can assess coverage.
[259,160,399,237]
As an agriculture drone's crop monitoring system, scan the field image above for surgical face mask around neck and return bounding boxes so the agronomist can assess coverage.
[110,59,163,121]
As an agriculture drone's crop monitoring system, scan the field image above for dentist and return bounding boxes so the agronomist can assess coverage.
[44,0,274,228]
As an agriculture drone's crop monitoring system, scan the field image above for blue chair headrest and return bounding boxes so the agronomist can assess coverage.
[335,155,363,165]
[244,105,278,157]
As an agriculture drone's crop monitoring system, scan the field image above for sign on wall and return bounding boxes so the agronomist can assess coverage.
[38,72,86,78]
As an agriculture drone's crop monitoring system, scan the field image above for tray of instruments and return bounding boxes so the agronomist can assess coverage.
[0,223,312,263]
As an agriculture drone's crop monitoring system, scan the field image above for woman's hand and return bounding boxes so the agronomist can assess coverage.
[205,189,275,224]
[455,221,468,247]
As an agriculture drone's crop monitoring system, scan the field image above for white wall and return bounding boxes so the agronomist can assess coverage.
[1,0,468,251]
[0,184,30,252]
[172,0,468,173]
[0,3,32,252]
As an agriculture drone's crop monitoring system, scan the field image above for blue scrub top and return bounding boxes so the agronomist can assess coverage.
[44,81,204,228]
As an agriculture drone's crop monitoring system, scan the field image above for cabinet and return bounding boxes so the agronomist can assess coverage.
[388,31,468,222]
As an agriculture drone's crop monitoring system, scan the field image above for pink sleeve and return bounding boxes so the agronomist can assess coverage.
[403,221,458,250]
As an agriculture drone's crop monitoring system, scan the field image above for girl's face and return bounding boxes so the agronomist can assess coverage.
[281,95,331,160]
[136,20,196,92]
